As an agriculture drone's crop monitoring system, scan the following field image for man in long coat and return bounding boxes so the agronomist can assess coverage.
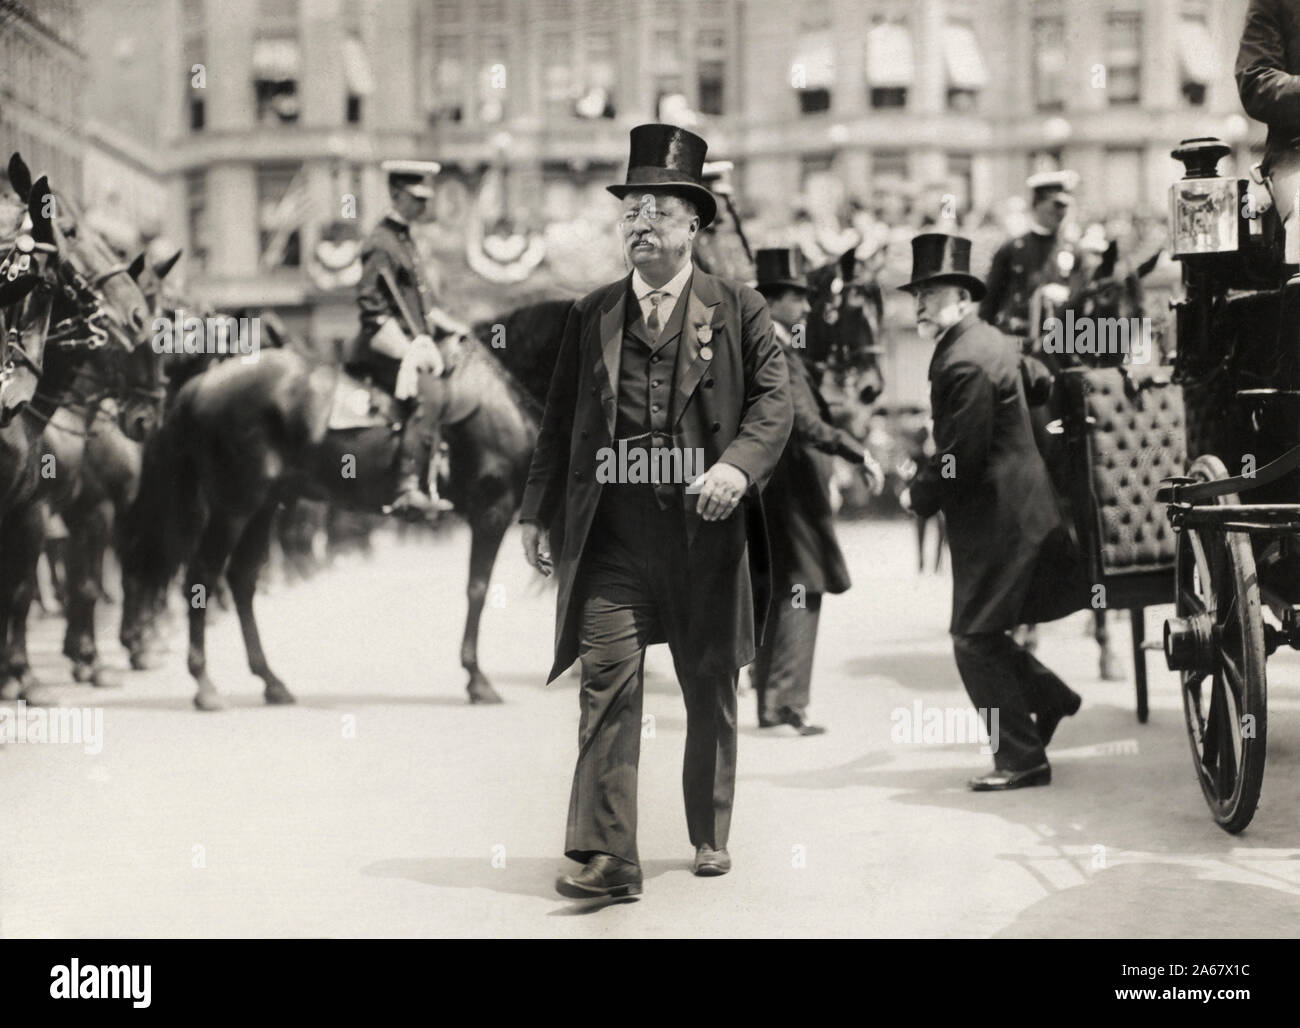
[519,124,793,898]
[903,233,1086,790]
[750,248,883,735]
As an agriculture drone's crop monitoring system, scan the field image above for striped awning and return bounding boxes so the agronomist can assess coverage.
[342,37,374,96]
[1178,18,1220,85]
[252,37,300,82]
[944,23,987,90]
[792,29,835,90]
[865,23,914,88]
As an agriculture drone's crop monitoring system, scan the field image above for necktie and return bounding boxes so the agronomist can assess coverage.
[646,291,664,339]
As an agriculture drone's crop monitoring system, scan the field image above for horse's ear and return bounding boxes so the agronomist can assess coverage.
[128,252,147,281]
[1136,248,1162,278]
[8,153,32,203]
[28,176,54,245]
[153,249,182,281]
[0,273,39,309]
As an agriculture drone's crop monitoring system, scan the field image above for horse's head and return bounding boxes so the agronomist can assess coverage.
[803,246,886,406]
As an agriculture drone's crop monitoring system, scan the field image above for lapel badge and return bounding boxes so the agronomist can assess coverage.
[697,321,713,345]
[700,345,713,361]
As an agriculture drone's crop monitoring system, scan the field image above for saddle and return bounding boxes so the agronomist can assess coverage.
[313,352,482,435]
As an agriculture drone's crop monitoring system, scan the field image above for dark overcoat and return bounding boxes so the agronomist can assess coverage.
[763,347,862,595]
[1237,0,1300,174]
[909,312,1086,634]
[519,269,793,682]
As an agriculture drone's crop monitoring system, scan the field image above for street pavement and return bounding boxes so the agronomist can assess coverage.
[2,518,1299,938]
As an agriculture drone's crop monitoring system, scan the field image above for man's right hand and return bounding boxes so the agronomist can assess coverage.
[521,522,552,577]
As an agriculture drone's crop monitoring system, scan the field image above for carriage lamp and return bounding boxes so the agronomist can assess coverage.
[1170,138,1244,259]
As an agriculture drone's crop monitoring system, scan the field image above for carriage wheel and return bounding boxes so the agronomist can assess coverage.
[1169,455,1267,833]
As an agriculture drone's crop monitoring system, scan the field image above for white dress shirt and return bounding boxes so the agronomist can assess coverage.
[631,261,693,335]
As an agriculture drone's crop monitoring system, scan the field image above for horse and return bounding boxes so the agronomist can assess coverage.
[121,320,538,710]
[1022,238,1161,680]
[0,156,153,703]
[39,249,180,686]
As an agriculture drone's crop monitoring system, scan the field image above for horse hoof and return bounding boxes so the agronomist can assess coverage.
[193,690,227,712]
[72,662,96,684]
[264,683,296,705]
[129,649,164,671]
[22,685,61,707]
[467,681,504,705]
[93,667,124,689]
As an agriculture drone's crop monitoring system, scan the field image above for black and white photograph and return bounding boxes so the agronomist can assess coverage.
[0,0,1295,983]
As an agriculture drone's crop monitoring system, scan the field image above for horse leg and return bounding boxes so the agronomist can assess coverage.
[461,498,510,705]
[5,502,56,705]
[186,515,243,712]
[916,517,926,573]
[63,500,121,688]
[1096,608,1123,681]
[226,502,294,705]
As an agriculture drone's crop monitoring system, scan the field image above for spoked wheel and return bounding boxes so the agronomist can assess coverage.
[1165,455,1268,833]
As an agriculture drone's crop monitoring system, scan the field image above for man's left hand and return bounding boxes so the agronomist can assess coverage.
[691,461,749,521]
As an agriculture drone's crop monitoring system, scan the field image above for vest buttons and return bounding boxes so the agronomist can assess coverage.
[704,378,714,388]
[573,469,583,480]
[580,429,589,439]
[711,421,721,433]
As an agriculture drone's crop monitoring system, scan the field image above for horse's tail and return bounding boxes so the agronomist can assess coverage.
[122,385,207,592]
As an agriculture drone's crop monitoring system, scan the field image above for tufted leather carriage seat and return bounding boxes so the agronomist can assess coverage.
[1056,366,1186,582]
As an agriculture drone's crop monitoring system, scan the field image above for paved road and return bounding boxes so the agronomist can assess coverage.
[3,518,1299,938]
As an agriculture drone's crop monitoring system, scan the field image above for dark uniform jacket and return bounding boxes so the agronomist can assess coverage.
[352,215,437,389]
[910,312,1086,634]
[978,230,1077,339]
[763,328,863,596]
[1237,0,1300,174]
[520,268,793,682]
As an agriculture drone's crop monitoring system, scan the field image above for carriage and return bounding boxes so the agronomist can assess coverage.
[1055,136,1300,833]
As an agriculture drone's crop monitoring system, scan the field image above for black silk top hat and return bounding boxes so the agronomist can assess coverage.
[754,248,809,295]
[899,232,986,302]
[607,123,717,227]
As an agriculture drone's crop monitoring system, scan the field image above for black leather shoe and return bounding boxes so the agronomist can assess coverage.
[555,854,642,899]
[1036,689,1082,747]
[968,763,1051,791]
[779,709,827,736]
[693,845,731,876]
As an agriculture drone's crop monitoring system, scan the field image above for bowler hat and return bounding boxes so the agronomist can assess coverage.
[607,123,717,227]
[754,248,809,296]
[898,232,986,301]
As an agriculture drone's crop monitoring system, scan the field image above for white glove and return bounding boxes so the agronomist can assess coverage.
[395,335,442,400]
[1041,282,1071,306]
[860,452,886,497]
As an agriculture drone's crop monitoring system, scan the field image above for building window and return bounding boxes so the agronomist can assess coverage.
[866,17,913,110]
[1033,16,1065,112]
[1106,12,1142,106]
[543,31,575,119]
[871,149,908,182]
[185,169,209,273]
[794,1,834,115]
[252,37,301,125]
[479,33,509,124]
[946,153,973,217]
[944,21,986,112]
[257,164,304,269]
[1179,6,1215,107]
[342,36,373,125]
[575,31,616,119]
[428,35,465,123]
[697,29,727,116]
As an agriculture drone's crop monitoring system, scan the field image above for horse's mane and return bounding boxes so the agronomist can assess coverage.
[473,298,574,408]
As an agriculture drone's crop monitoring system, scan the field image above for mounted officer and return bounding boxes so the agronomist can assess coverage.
[979,171,1080,348]
[352,160,468,517]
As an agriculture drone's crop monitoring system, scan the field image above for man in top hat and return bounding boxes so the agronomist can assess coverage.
[979,171,1080,343]
[353,159,468,517]
[901,233,1086,790]
[750,247,884,736]
[519,124,792,898]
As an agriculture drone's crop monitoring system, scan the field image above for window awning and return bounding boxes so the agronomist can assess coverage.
[792,29,835,90]
[944,23,987,90]
[866,23,913,88]
[1178,18,1220,85]
[252,37,300,82]
[342,37,374,96]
